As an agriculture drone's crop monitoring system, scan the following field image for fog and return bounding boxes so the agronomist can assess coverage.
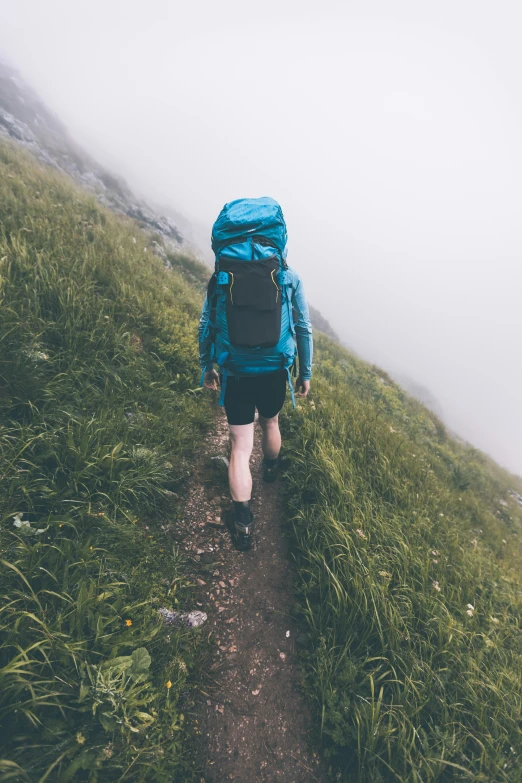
[1,0,521,474]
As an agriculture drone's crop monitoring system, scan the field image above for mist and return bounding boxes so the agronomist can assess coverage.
[1,0,521,474]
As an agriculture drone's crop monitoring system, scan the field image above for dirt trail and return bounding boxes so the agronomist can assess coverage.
[179,411,328,782]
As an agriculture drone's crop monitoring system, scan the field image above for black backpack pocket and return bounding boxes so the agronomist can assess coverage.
[219,257,282,348]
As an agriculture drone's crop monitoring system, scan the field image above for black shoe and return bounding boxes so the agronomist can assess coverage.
[231,520,254,552]
[226,507,254,552]
[263,457,279,483]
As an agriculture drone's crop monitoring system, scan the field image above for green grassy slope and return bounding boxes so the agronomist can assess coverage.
[281,335,522,782]
[3,136,522,783]
[0,140,213,782]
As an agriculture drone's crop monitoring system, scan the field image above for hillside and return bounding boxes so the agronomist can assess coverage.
[1,137,522,783]
[0,59,190,254]
[280,342,522,781]
[0,139,213,781]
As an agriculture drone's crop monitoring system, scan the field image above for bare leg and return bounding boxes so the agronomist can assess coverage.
[228,423,254,502]
[257,414,281,460]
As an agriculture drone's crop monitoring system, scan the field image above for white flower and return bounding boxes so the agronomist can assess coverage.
[13,513,30,529]
[433,581,441,592]
[466,603,474,610]
[466,608,474,617]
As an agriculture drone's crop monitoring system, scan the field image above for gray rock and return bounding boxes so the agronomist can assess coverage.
[0,59,184,257]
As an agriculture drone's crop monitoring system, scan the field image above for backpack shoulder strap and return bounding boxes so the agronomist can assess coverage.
[206,273,218,336]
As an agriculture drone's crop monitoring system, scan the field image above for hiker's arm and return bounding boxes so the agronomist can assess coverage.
[291,276,313,381]
[198,294,214,373]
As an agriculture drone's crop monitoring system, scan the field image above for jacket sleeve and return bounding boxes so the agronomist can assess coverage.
[198,293,214,372]
[290,273,313,380]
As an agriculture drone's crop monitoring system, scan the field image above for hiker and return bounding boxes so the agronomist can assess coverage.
[198,197,313,552]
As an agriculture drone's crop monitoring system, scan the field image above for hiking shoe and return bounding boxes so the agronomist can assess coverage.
[231,521,254,552]
[226,508,255,552]
[263,457,279,483]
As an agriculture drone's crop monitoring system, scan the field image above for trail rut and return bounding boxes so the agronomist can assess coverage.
[179,411,328,782]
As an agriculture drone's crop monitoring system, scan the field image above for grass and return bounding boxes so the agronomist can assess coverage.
[0,139,214,781]
[3,134,522,783]
[281,334,522,781]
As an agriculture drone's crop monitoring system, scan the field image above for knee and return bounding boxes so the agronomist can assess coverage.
[258,414,279,431]
[230,428,253,458]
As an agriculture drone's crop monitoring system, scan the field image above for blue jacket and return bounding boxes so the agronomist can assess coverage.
[198,266,313,380]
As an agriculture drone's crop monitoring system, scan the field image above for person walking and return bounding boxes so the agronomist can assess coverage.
[198,197,313,552]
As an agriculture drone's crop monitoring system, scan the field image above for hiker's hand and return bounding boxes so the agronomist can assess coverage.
[204,369,219,391]
[296,378,310,398]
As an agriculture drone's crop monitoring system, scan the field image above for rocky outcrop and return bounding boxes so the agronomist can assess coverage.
[0,60,183,251]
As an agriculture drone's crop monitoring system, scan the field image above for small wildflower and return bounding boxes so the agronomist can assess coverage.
[178,660,188,673]
[76,731,86,745]
[389,426,396,433]
[466,604,475,617]
[431,550,439,557]
[355,529,366,539]
[166,680,172,689]
[125,619,133,627]
[439,513,444,517]
[13,513,30,529]
[89,546,93,550]
[59,523,63,528]
[433,581,441,592]
[378,570,392,578]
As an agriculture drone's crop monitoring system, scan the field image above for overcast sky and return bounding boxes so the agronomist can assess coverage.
[1,0,521,474]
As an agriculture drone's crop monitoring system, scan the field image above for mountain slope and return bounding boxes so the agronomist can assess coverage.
[0,59,187,252]
[2,93,522,783]
[281,338,522,781]
[0,139,213,781]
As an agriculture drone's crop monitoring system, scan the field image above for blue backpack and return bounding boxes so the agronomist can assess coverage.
[204,197,297,406]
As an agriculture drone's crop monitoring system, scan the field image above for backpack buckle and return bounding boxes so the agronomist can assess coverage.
[217,271,230,285]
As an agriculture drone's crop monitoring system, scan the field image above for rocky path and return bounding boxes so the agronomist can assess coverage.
[179,411,328,783]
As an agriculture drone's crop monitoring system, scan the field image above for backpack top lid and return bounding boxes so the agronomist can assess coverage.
[211,197,287,257]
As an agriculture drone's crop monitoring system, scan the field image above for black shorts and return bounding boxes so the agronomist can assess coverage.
[222,370,287,426]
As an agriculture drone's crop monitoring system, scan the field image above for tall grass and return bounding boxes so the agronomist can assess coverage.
[0,140,213,781]
[281,335,522,782]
